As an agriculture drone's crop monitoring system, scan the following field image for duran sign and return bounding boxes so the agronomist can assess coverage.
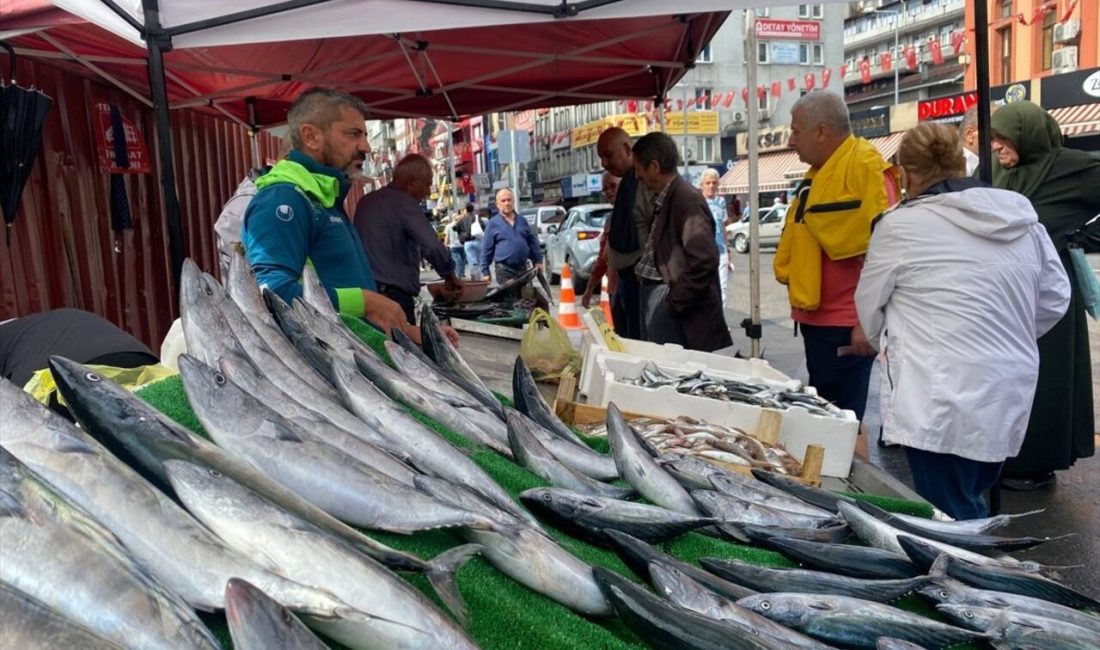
[917,82,1031,123]
[754,19,821,41]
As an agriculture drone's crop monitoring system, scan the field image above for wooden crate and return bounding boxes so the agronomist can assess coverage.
[552,370,824,487]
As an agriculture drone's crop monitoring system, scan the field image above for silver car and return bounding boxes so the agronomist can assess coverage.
[520,206,567,251]
[726,204,788,254]
[544,203,612,294]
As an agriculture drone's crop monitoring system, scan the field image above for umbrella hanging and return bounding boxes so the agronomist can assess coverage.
[1,40,54,246]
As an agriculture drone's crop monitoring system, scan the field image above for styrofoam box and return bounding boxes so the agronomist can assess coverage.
[578,311,794,399]
[587,354,859,478]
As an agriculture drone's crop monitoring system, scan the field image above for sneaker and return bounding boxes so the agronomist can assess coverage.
[1000,473,1057,491]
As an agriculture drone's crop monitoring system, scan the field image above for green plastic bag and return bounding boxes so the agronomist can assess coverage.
[520,308,581,383]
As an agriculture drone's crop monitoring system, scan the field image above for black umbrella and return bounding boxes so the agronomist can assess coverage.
[1,41,54,246]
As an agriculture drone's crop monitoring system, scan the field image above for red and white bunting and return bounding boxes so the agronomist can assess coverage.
[822,68,832,88]
[804,72,815,90]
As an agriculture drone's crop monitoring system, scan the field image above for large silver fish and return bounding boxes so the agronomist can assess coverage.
[419,303,505,418]
[301,263,341,322]
[738,592,986,649]
[180,258,242,369]
[178,354,498,534]
[512,356,588,448]
[0,377,347,615]
[331,354,537,526]
[693,490,840,529]
[511,407,619,481]
[507,412,632,499]
[0,447,220,649]
[0,582,128,650]
[699,558,928,603]
[936,604,1099,650]
[43,357,475,620]
[225,579,331,650]
[918,576,1100,633]
[606,402,701,516]
[167,460,480,649]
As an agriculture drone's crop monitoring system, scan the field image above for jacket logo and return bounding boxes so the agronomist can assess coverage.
[275,204,295,222]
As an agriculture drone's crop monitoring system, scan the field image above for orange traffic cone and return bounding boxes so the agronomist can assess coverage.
[557,263,581,330]
[599,275,614,327]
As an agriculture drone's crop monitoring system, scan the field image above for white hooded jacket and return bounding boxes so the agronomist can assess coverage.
[856,185,1070,462]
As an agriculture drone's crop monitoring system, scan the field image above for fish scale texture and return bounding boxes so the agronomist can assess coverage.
[133,316,944,650]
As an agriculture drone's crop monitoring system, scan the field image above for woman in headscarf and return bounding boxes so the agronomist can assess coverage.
[855,123,1069,519]
[991,100,1100,490]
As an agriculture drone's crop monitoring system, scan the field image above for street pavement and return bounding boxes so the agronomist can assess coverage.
[722,249,1100,598]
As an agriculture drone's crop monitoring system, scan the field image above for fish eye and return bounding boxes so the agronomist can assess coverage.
[207,469,222,478]
[760,601,771,611]
[214,373,226,386]
[542,493,552,502]
[938,590,949,598]
[964,610,974,619]
[85,372,101,382]
[204,284,213,296]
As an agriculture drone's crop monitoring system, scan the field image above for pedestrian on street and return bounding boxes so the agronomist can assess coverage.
[774,90,900,441]
[855,122,1070,519]
[581,171,620,309]
[597,127,653,340]
[459,203,485,281]
[991,100,1100,491]
[354,153,463,323]
[699,168,730,305]
[480,188,542,301]
[241,87,414,343]
[444,212,466,280]
[632,132,731,352]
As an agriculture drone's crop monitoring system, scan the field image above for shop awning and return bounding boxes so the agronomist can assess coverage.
[718,132,908,195]
[1049,103,1100,138]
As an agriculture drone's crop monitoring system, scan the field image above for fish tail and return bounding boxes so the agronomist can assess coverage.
[425,543,483,627]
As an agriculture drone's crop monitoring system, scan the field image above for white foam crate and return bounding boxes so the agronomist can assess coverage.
[578,310,793,398]
[588,354,859,478]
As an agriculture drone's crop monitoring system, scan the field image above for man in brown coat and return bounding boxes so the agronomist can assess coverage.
[631,132,732,352]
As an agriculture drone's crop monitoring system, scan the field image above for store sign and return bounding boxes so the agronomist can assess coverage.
[571,113,648,149]
[94,102,152,174]
[850,107,890,139]
[736,125,792,154]
[543,183,563,200]
[1040,67,1100,109]
[755,19,820,41]
[586,174,603,193]
[917,82,1031,122]
[770,42,801,65]
[654,111,720,136]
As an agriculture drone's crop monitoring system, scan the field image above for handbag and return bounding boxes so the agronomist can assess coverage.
[1068,244,1099,320]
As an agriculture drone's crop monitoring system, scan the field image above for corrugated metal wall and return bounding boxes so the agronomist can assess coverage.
[0,58,282,349]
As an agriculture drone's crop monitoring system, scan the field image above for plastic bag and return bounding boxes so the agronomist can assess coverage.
[1068,246,1099,320]
[24,363,177,407]
[520,308,582,382]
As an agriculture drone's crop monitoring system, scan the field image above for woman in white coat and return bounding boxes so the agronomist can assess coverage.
[855,123,1070,520]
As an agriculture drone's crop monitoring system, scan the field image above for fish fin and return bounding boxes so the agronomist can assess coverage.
[425,543,482,627]
[0,488,26,518]
[51,430,99,455]
[715,523,751,544]
[267,419,304,443]
[928,553,950,579]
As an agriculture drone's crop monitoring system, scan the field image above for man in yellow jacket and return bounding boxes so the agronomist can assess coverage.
[774,91,900,438]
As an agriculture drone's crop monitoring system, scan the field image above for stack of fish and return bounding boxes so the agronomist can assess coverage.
[3,251,1094,649]
[625,362,846,418]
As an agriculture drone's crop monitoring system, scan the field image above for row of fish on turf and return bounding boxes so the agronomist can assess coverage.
[626,362,846,418]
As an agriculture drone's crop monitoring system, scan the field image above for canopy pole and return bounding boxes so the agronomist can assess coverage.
[744,9,761,358]
[973,0,992,183]
[142,0,186,295]
[448,122,459,210]
[246,96,260,169]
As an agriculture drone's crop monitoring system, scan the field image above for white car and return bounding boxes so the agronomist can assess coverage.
[726,204,788,254]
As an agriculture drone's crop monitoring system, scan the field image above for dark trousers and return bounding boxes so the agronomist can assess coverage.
[905,447,1003,520]
[376,282,416,324]
[639,282,685,346]
[800,323,874,421]
[494,263,527,302]
[611,266,641,340]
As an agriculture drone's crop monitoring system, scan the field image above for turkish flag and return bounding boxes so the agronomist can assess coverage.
[1030,1,1055,25]
[755,85,766,100]
[723,91,735,108]
[627,99,638,113]
[676,99,683,111]
[881,51,892,72]
[771,81,782,97]
[860,58,872,84]
[930,38,944,65]
[840,63,848,78]
[788,77,797,91]
[822,68,832,88]
[951,31,965,55]
[906,46,918,70]
[1062,0,1079,23]
[804,73,815,90]
[686,96,696,109]
[742,87,750,106]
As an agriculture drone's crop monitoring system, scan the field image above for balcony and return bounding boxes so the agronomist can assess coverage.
[843,0,965,50]
[842,48,964,87]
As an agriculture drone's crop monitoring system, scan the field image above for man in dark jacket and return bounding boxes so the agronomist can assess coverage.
[631,132,732,352]
[597,127,648,339]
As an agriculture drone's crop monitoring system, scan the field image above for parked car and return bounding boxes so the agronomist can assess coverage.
[543,203,613,294]
[520,205,567,251]
[726,204,788,254]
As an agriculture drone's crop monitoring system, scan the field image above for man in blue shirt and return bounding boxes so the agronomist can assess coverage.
[480,188,542,299]
[241,87,418,343]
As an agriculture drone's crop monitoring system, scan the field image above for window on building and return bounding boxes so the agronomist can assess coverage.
[758,41,769,64]
[1040,10,1055,71]
[798,4,822,18]
[696,137,715,163]
[758,92,769,113]
[697,44,712,63]
[1000,0,1012,19]
[997,26,1012,84]
[799,42,824,65]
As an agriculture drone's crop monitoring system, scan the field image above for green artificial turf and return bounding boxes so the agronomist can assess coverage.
[135,317,953,649]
